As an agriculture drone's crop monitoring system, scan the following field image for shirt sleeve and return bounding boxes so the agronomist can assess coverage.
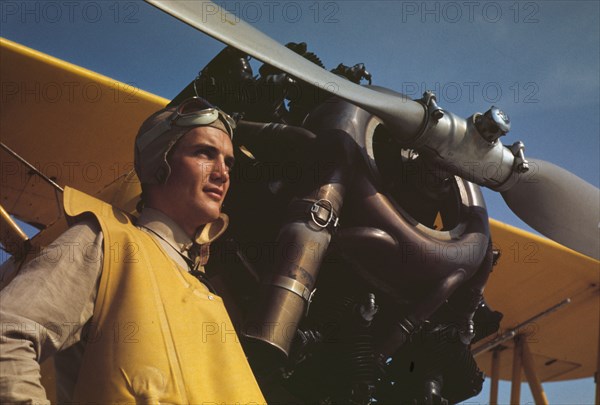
[0,219,103,404]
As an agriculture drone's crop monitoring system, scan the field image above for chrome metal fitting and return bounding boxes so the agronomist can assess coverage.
[475,106,511,143]
[310,199,340,229]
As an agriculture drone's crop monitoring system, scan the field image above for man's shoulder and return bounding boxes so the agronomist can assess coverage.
[64,215,103,239]
[0,216,106,291]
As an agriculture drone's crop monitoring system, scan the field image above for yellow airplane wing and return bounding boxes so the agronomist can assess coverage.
[1,38,598,402]
[477,219,599,382]
[0,37,166,230]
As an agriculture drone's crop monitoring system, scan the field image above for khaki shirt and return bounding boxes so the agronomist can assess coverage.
[0,208,215,404]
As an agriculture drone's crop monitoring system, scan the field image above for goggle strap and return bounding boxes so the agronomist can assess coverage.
[218,111,237,137]
[137,119,173,151]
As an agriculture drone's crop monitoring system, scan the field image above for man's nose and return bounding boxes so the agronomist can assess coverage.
[209,158,229,182]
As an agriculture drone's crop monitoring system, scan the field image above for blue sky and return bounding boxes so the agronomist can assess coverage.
[1,1,598,403]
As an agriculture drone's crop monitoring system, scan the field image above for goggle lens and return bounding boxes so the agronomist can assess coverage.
[137,97,236,153]
[173,97,236,137]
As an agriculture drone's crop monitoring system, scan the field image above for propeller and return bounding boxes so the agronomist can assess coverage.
[144,0,600,260]
[143,0,425,139]
[502,159,599,260]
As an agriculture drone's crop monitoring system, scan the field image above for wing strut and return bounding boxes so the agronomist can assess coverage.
[489,349,501,405]
[1,142,64,193]
[520,338,550,404]
[0,204,30,259]
[472,298,571,357]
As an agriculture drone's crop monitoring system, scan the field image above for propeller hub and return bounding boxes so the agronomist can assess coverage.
[475,106,511,143]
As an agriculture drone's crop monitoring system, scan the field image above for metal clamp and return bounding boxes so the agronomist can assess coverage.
[310,199,339,229]
[270,275,317,316]
[270,275,314,302]
[412,91,445,146]
[508,141,530,173]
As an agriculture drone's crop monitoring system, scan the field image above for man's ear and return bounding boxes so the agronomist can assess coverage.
[141,183,160,209]
[155,166,169,184]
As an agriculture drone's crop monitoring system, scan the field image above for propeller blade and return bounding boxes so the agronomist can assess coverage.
[143,0,424,137]
[145,1,600,260]
[502,159,600,260]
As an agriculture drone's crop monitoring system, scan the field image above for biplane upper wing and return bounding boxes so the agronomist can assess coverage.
[0,37,166,234]
[0,38,598,386]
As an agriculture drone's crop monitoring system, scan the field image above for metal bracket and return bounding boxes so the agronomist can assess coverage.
[269,275,317,317]
[270,275,315,301]
[508,141,530,173]
[310,199,339,229]
[412,91,445,146]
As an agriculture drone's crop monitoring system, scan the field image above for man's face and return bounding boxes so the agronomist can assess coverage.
[151,126,235,237]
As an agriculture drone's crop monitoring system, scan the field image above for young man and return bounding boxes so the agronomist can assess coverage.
[0,97,265,404]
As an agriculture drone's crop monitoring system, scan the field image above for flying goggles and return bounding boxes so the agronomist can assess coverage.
[137,97,236,151]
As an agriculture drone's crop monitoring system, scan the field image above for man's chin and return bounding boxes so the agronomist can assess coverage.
[202,208,222,224]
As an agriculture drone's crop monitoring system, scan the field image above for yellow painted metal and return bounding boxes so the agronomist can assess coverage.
[0,37,167,229]
[0,204,28,242]
[0,204,29,258]
[510,336,523,404]
[596,323,600,405]
[489,348,501,405]
[521,339,550,405]
[476,219,599,382]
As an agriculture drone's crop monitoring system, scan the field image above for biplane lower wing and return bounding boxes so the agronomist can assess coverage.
[475,219,599,383]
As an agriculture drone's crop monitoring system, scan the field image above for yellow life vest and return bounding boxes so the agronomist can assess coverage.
[64,187,265,404]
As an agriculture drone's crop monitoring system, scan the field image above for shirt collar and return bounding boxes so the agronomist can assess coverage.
[137,207,194,255]
[137,208,229,256]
